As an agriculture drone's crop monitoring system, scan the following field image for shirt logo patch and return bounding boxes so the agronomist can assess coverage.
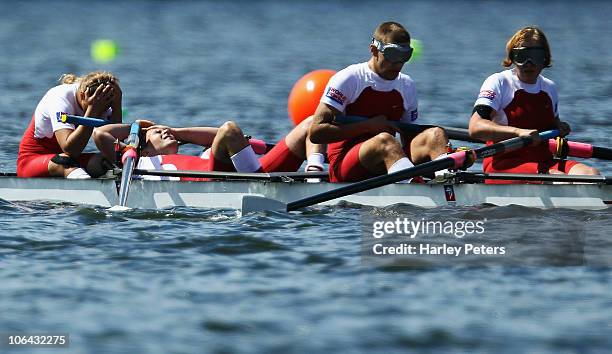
[478,90,496,100]
[325,87,347,106]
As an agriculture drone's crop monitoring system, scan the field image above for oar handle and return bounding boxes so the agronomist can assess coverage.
[477,130,559,158]
[548,138,612,160]
[57,113,108,127]
[247,138,275,155]
[127,122,140,141]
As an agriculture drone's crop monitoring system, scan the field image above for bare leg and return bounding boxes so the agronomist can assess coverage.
[358,132,407,174]
[209,121,250,164]
[567,163,600,176]
[283,116,325,159]
[47,154,89,178]
[86,154,112,178]
[408,127,449,164]
[47,159,76,178]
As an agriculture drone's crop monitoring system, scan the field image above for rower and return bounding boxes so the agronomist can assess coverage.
[95,122,216,181]
[93,118,326,180]
[308,21,451,183]
[17,71,122,179]
[468,26,600,183]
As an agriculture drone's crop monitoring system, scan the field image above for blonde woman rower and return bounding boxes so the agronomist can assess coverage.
[17,71,122,178]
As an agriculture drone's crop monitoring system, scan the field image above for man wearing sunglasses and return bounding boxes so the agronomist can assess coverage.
[309,21,450,183]
[468,26,599,183]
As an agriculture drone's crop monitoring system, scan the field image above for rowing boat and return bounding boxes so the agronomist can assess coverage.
[0,171,610,210]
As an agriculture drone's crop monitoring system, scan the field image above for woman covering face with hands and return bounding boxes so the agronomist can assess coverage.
[17,71,123,178]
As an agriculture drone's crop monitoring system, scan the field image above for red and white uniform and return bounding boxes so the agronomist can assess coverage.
[135,138,304,181]
[209,138,303,173]
[474,69,578,182]
[320,62,418,182]
[17,83,112,177]
[136,154,210,181]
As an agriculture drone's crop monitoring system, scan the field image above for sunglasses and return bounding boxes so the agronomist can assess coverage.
[372,38,413,63]
[511,47,547,66]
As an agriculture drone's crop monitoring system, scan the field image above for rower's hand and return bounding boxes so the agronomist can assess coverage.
[136,120,157,129]
[145,124,172,132]
[363,115,400,135]
[556,121,571,137]
[86,83,115,117]
[143,124,176,138]
[516,128,541,146]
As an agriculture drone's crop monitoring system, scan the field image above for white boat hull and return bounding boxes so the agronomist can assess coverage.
[0,176,610,210]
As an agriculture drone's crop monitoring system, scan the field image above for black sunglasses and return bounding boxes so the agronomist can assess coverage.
[511,47,547,66]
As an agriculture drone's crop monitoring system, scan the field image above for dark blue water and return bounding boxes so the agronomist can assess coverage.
[1,1,611,353]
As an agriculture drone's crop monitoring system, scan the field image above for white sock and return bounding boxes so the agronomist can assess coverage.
[230,145,261,172]
[433,153,450,177]
[66,168,91,179]
[388,157,414,183]
[305,153,325,172]
[388,157,414,173]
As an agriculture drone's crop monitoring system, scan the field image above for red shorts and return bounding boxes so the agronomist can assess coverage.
[208,139,303,173]
[157,154,212,181]
[207,149,235,172]
[17,153,95,178]
[329,142,378,182]
[259,138,303,172]
[328,132,418,183]
[483,157,581,184]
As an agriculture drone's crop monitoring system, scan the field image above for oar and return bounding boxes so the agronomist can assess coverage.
[241,130,560,213]
[549,138,612,161]
[334,115,482,143]
[336,115,612,160]
[58,113,274,154]
[454,171,612,184]
[109,122,140,211]
[57,113,109,127]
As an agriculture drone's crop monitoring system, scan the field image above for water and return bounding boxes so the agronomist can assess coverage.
[1,1,611,353]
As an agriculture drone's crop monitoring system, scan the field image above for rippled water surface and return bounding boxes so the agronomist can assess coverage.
[1,1,611,353]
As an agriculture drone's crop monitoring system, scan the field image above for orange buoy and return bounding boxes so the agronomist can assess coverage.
[287,69,336,125]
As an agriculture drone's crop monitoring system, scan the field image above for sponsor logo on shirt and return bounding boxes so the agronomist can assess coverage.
[478,90,496,100]
[325,87,347,105]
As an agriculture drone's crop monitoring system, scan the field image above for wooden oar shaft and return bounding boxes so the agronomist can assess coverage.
[285,130,559,211]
